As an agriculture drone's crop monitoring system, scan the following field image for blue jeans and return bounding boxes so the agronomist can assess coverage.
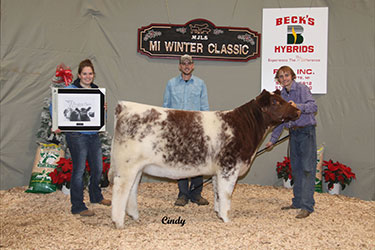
[66,133,104,214]
[177,176,203,201]
[289,125,317,213]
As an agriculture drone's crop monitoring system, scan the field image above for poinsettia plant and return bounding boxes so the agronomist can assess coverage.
[49,156,110,189]
[322,160,355,190]
[49,157,73,189]
[276,156,294,185]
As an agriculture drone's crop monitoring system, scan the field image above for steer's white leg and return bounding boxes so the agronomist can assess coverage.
[111,169,139,229]
[112,176,128,229]
[126,171,142,220]
[216,173,238,223]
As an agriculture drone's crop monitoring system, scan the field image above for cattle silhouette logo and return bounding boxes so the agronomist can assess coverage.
[189,23,211,34]
[287,25,304,44]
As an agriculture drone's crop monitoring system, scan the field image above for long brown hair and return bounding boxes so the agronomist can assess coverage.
[78,59,95,75]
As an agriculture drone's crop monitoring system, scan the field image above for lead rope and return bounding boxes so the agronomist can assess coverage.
[190,134,291,192]
[287,132,292,185]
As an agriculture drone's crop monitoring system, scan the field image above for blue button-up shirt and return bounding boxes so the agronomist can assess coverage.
[163,75,209,111]
[270,81,317,144]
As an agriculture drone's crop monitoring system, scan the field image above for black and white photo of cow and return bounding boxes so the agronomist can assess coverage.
[63,107,94,122]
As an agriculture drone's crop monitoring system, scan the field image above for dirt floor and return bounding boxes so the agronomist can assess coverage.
[1,182,374,249]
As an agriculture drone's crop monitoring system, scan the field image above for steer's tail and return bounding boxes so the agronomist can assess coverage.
[108,134,116,184]
[109,103,122,183]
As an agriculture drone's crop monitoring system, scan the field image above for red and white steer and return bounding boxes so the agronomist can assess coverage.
[110,90,300,228]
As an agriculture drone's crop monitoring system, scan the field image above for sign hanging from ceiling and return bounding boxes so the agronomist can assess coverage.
[261,7,328,94]
[137,19,261,62]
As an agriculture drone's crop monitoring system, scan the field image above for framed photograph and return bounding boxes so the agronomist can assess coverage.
[52,88,106,132]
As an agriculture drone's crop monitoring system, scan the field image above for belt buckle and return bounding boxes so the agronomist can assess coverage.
[294,126,304,131]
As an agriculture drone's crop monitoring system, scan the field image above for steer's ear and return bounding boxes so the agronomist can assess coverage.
[274,89,281,95]
[257,90,271,107]
[115,103,123,116]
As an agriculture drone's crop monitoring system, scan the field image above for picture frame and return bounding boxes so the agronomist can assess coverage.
[52,88,106,132]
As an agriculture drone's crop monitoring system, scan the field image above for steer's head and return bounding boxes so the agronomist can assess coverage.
[256,89,301,126]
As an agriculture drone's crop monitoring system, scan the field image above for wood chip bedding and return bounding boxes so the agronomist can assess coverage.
[1,183,374,249]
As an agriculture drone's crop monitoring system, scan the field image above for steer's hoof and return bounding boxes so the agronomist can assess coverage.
[222,217,230,223]
[128,212,139,220]
[218,214,230,223]
[113,221,124,229]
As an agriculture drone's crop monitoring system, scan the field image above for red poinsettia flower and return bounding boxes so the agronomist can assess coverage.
[337,175,345,183]
[85,160,90,172]
[49,156,111,189]
[323,171,335,182]
[49,170,58,184]
[322,159,356,190]
[103,161,110,173]
[61,161,72,173]
[324,160,340,172]
[57,174,65,184]
[276,156,293,184]
[341,165,356,179]
[84,157,110,173]
[49,157,74,186]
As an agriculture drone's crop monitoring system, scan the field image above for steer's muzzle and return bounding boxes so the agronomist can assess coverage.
[289,107,301,121]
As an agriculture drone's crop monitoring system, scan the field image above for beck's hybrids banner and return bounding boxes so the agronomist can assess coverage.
[261,7,328,94]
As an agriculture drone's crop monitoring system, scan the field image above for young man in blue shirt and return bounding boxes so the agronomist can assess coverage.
[163,54,209,206]
[266,66,318,219]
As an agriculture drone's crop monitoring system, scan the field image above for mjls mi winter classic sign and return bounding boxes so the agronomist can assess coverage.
[138,19,260,62]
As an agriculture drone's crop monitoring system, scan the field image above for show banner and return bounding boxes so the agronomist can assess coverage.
[261,7,328,94]
[138,19,261,62]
